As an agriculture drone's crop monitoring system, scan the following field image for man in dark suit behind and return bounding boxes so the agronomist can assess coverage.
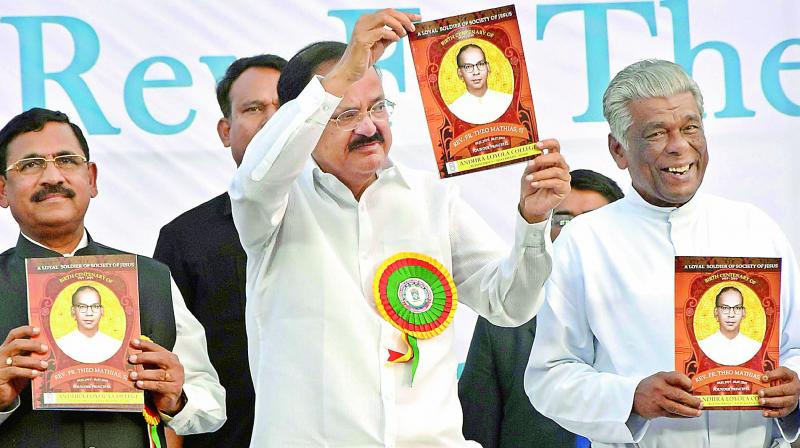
[153,54,285,447]
[459,169,624,448]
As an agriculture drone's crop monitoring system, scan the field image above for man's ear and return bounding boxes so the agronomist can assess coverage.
[0,175,8,208]
[217,118,231,148]
[608,134,628,170]
[87,161,98,199]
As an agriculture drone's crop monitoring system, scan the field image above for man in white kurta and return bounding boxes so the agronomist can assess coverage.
[525,59,800,448]
[229,10,571,448]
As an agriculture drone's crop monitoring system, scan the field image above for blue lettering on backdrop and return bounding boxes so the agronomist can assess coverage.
[761,39,800,116]
[537,2,658,122]
[0,16,120,134]
[661,0,754,117]
[199,56,238,83]
[328,8,421,92]
[124,57,196,135]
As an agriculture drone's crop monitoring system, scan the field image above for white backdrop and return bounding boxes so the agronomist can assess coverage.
[1,1,799,364]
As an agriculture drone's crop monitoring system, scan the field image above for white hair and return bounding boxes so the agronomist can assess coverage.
[602,59,704,149]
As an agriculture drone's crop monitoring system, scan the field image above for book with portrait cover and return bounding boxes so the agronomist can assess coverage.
[26,254,143,411]
[674,256,781,410]
[408,5,540,178]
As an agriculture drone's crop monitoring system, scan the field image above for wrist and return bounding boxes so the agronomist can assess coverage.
[159,390,187,417]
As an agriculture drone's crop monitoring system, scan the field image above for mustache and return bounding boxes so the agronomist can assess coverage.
[31,184,76,202]
[348,133,384,151]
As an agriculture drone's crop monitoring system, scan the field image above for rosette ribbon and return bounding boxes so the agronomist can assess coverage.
[373,252,458,385]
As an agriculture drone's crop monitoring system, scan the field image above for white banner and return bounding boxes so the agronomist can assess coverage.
[2,1,798,363]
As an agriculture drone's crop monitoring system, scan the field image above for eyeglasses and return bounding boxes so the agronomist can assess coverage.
[552,212,575,228]
[74,304,102,314]
[330,99,395,131]
[716,305,745,315]
[5,154,88,175]
[459,61,488,74]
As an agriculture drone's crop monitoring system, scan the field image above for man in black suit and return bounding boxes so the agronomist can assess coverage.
[459,169,624,448]
[153,53,285,447]
[0,108,225,447]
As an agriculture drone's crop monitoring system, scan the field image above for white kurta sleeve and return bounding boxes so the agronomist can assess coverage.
[524,235,647,444]
[448,187,552,327]
[162,278,226,435]
[229,77,341,253]
[0,397,20,426]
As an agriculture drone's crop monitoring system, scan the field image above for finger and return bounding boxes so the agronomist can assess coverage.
[386,9,420,32]
[759,394,798,410]
[377,13,409,38]
[130,338,166,353]
[133,378,180,395]
[760,382,800,398]
[0,366,42,380]
[535,139,561,154]
[531,153,569,172]
[663,401,703,418]
[526,179,571,193]
[763,405,798,419]
[4,339,48,357]
[664,372,694,391]
[664,386,703,410]
[129,351,180,370]
[763,367,795,383]
[4,355,48,371]
[3,326,40,346]
[526,167,571,183]
[370,9,419,33]
[130,369,173,383]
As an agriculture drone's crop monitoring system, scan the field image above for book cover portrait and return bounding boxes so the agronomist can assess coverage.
[675,256,781,409]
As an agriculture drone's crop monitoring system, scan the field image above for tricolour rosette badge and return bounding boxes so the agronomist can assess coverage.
[373,252,458,384]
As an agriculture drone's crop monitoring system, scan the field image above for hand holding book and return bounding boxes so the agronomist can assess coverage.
[0,325,48,409]
[322,9,420,97]
[518,139,570,224]
[128,337,186,416]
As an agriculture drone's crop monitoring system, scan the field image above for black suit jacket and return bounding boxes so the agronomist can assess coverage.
[459,316,577,448]
[154,192,253,447]
[0,234,175,448]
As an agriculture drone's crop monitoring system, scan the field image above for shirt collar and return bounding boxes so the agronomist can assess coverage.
[309,155,411,201]
[20,229,89,257]
[623,184,703,220]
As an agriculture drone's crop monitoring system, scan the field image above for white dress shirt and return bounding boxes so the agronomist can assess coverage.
[0,231,227,435]
[57,328,122,364]
[229,77,552,447]
[448,89,513,125]
[525,188,800,448]
[699,330,763,366]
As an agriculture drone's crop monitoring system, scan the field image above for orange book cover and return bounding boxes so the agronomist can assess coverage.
[26,254,143,411]
[674,256,780,410]
[408,5,540,178]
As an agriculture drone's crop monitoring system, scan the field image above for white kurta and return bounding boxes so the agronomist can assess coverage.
[525,188,800,448]
[699,331,763,366]
[230,78,552,447]
[447,89,512,125]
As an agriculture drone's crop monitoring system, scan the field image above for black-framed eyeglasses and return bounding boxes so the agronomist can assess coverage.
[74,304,102,314]
[330,99,395,131]
[5,154,88,175]
[716,305,745,315]
[552,212,575,228]
[459,61,488,74]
